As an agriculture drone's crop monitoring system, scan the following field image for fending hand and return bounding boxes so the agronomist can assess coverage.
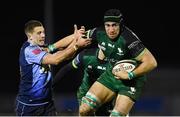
[76,36,92,48]
[73,24,86,41]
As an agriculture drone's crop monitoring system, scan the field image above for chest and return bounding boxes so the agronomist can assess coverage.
[97,35,128,62]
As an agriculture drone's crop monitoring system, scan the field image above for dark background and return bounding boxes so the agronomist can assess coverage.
[0,0,179,115]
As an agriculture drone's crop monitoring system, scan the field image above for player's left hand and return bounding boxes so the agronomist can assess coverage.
[76,36,92,48]
[78,26,86,35]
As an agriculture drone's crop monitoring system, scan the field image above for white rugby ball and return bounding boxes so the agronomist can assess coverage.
[113,59,137,72]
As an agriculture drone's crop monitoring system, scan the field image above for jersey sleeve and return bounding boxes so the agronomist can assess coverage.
[25,45,47,65]
[72,52,84,69]
[72,48,97,69]
[123,27,145,58]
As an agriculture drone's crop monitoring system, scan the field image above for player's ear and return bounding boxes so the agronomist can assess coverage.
[27,33,32,40]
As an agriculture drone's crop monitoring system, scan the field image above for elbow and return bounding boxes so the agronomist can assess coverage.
[49,60,59,65]
[53,61,59,65]
[53,58,64,65]
[150,58,158,70]
[49,56,64,65]
[154,60,158,68]
[43,54,65,65]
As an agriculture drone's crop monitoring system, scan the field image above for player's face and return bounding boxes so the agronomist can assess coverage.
[104,22,120,40]
[29,26,45,46]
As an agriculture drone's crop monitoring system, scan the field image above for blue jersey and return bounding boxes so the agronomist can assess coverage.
[17,41,52,105]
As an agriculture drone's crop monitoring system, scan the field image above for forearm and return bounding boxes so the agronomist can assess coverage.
[53,34,75,49]
[53,44,78,64]
[42,43,78,65]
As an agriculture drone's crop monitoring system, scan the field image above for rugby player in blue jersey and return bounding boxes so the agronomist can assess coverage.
[15,20,91,116]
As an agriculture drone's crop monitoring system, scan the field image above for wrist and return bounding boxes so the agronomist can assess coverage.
[48,44,57,53]
[128,71,136,80]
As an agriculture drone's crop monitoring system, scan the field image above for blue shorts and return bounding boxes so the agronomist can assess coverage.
[15,100,57,116]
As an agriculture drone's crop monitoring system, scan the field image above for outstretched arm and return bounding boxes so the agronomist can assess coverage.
[48,25,86,51]
[42,25,91,65]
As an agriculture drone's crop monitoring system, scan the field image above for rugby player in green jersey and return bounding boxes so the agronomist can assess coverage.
[79,9,157,116]
[53,47,114,116]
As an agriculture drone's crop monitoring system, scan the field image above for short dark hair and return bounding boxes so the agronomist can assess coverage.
[24,20,43,34]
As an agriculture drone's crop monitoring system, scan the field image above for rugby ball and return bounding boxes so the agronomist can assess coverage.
[112,59,137,72]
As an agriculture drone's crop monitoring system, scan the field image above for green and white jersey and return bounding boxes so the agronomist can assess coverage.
[88,26,145,65]
[86,26,147,101]
[72,48,108,82]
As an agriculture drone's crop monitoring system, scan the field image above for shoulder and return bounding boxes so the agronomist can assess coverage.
[24,44,47,57]
[121,26,140,41]
[121,27,141,44]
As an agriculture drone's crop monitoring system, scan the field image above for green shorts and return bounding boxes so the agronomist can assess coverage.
[97,70,147,102]
[77,76,114,116]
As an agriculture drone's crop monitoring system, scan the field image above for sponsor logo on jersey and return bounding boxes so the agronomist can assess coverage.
[108,43,114,48]
[117,48,124,55]
[97,66,106,70]
[32,48,41,55]
[106,58,118,63]
[87,65,92,69]
[98,44,106,51]
[128,40,140,49]
[128,87,136,95]
[101,42,105,46]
